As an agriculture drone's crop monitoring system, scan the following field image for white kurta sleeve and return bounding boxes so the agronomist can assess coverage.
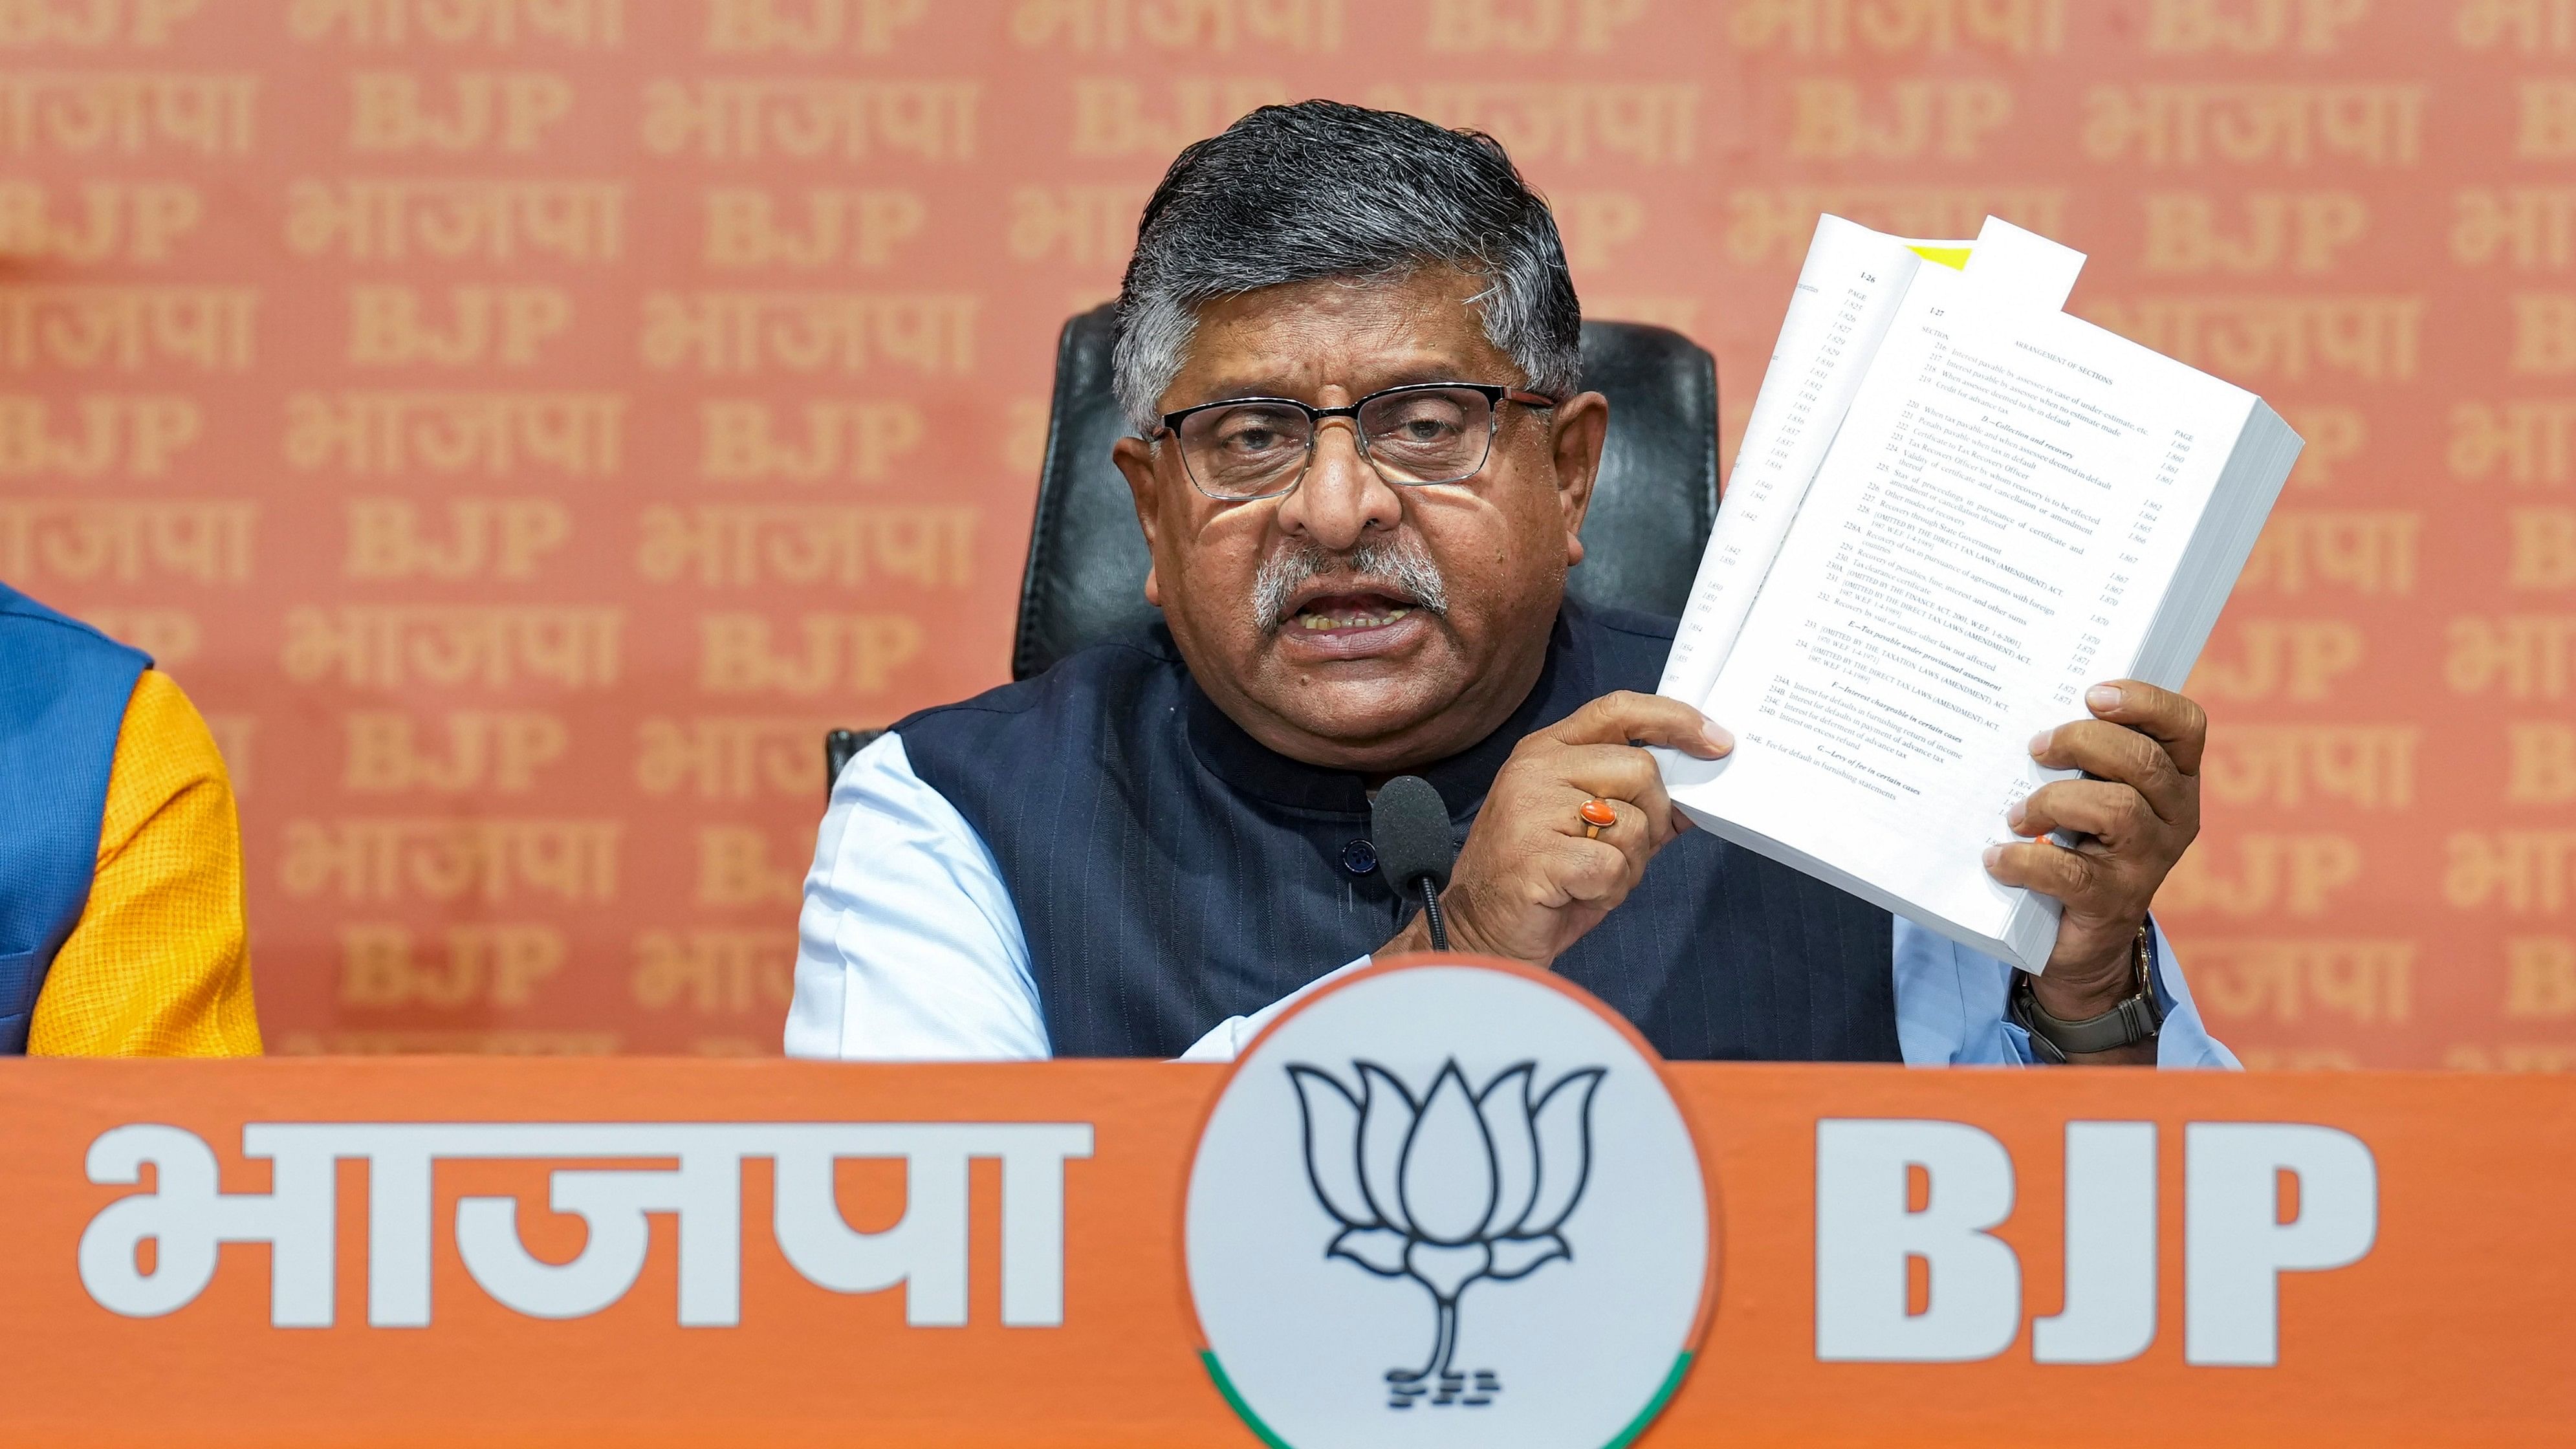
[785,730,1051,1060]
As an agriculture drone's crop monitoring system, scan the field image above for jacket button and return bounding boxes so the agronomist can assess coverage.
[1340,838,1379,877]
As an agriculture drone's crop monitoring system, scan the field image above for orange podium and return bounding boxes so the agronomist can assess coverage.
[6,960,2575,1447]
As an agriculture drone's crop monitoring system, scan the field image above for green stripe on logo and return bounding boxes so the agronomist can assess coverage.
[1600,1352,1694,1449]
[1200,1351,1297,1449]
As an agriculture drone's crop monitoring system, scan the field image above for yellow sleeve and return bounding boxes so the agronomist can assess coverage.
[29,670,262,1056]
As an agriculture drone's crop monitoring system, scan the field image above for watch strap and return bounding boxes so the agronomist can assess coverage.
[2011,926,2164,1063]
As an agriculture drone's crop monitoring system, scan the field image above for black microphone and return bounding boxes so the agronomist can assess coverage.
[1371,774,1457,952]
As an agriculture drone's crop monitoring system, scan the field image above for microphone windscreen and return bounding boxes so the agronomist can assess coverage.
[1370,774,1456,893]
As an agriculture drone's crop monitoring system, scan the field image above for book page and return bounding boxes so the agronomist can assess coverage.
[1657,215,2081,709]
[1668,261,2256,957]
[1655,218,1948,707]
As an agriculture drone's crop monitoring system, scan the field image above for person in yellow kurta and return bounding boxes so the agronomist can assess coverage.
[2,581,261,1057]
[32,669,264,1055]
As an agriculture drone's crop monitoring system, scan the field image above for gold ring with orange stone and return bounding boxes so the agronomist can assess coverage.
[1579,798,1619,839]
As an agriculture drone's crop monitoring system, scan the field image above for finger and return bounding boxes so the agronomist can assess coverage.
[1981,837,2106,906]
[1551,744,1680,847]
[1568,792,1661,881]
[2080,679,2208,776]
[2030,718,2190,825]
[1542,834,1643,910]
[2011,779,2161,847]
[1544,690,1734,759]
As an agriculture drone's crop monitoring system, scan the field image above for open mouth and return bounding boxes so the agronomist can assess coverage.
[1257,547,1446,660]
[1288,590,1418,633]
[1277,578,1430,637]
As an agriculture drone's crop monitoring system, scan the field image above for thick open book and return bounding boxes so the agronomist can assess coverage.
[1654,215,2303,972]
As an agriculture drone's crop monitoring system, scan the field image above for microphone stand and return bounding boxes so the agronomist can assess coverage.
[1415,877,1448,952]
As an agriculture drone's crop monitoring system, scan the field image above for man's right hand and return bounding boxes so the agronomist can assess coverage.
[1379,691,1734,968]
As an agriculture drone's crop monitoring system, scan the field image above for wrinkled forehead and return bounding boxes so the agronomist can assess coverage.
[1164,269,1520,412]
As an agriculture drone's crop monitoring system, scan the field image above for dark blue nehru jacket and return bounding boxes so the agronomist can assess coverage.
[895,600,1900,1062]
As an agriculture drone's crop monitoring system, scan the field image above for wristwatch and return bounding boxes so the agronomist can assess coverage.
[2009,924,2163,1063]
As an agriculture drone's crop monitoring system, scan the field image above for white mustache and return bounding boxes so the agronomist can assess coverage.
[1253,538,1450,633]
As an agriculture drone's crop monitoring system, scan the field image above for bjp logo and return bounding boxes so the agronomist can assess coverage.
[1287,1058,1602,1405]
[1185,959,1712,1449]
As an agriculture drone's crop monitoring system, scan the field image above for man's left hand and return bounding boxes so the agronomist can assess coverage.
[1984,679,2205,1025]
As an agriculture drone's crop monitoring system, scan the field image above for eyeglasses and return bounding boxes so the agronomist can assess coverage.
[1150,382,1560,502]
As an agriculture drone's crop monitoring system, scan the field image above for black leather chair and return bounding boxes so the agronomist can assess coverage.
[827,303,1719,793]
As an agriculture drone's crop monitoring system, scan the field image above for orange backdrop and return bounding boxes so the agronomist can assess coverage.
[1,0,2564,1065]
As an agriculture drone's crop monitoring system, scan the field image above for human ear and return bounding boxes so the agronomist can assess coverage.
[1113,434,1166,606]
[1546,391,1610,567]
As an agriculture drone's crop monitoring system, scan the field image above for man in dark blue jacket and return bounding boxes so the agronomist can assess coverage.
[786,102,2229,1070]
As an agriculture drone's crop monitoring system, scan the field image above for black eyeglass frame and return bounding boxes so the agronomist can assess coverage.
[1148,381,1561,502]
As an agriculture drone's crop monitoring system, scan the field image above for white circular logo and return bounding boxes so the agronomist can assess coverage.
[1184,959,1715,1449]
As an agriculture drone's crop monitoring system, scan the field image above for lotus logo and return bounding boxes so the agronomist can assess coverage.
[1288,1058,1603,1408]
[1185,960,1711,1449]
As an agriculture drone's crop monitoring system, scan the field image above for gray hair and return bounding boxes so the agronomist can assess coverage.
[1111,100,1582,436]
